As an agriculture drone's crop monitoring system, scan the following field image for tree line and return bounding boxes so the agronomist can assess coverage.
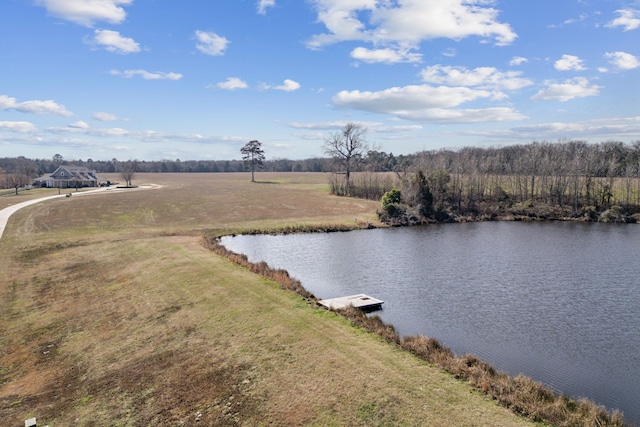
[310,124,640,223]
[369,140,640,224]
[4,136,640,223]
[0,155,344,178]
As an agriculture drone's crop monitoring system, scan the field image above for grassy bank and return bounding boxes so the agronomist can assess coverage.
[0,173,618,426]
[204,235,626,427]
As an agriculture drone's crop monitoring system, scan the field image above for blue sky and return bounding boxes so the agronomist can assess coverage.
[1,0,640,161]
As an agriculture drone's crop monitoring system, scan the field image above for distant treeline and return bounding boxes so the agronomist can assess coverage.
[3,139,640,178]
[4,140,640,219]
[0,156,361,175]
[0,151,414,176]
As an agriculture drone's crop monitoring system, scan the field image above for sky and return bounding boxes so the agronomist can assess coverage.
[1,0,640,162]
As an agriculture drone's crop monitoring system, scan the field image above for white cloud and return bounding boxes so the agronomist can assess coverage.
[510,117,640,140]
[605,51,640,70]
[399,107,525,123]
[195,30,229,56]
[136,130,206,143]
[554,54,586,71]
[375,124,423,133]
[47,124,130,137]
[69,121,90,129]
[420,65,533,91]
[257,0,275,14]
[442,48,457,58]
[19,100,73,115]
[85,29,140,54]
[509,56,528,66]
[459,117,640,143]
[564,13,588,26]
[216,77,248,90]
[531,77,601,102]
[92,112,119,121]
[350,47,421,63]
[0,95,17,110]
[287,121,423,136]
[307,0,517,50]
[259,79,302,91]
[35,0,132,27]
[607,9,640,31]
[0,121,38,133]
[548,13,589,28]
[333,85,486,111]
[0,94,73,116]
[513,122,590,134]
[110,69,183,80]
[287,121,382,130]
[332,84,525,123]
[274,79,301,92]
[93,128,128,137]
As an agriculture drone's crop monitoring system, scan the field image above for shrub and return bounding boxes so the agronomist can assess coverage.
[580,205,599,221]
[381,188,402,207]
[599,205,628,223]
[380,189,404,218]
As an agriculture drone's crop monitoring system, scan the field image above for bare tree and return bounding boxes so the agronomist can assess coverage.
[5,173,31,195]
[324,123,369,194]
[3,158,36,194]
[120,160,138,187]
[241,140,265,182]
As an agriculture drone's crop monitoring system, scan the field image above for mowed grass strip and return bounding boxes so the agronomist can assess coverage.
[1,173,541,426]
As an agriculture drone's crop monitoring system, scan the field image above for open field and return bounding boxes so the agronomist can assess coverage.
[2,172,546,426]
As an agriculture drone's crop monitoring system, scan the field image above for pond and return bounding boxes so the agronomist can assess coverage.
[221,222,640,424]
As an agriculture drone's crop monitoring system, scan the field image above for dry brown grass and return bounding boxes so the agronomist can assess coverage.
[0,172,589,426]
[3,173,379,238]
[294,304,626,427]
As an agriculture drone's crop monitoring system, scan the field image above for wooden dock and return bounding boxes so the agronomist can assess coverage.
[318,294,383,311]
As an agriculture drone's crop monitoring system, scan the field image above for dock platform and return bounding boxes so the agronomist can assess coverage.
[318,294,383,311]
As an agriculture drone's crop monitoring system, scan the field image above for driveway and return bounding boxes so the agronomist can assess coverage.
[0,185,159,241]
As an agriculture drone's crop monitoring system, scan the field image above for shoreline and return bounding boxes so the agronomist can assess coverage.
[1,172,630,425]
[204,225,628,427]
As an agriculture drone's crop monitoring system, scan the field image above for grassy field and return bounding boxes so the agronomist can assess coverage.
[1,172,547,426]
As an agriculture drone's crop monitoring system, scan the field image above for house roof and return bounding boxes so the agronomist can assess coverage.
[34,166,100,182]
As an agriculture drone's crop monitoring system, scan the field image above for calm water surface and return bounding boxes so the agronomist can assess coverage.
[221,222,640,424]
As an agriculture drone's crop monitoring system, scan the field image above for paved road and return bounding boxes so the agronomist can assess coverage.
[0,185,158,241]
